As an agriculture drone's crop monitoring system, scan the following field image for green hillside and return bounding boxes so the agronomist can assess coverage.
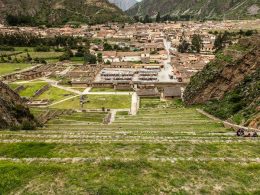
[183,35,260,128]
[0,0,130,26]
[127,0,260,20]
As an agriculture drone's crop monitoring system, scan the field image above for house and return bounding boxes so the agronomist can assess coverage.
[117,52,142,62]
[162,86,182,99]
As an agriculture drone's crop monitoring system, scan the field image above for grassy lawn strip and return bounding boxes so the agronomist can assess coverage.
[0,160,259,194]
[14,47,35,52]
[0,143,56,158]
[19,82,48,97]
[35,86,74,102]
[90,88,132,92]
[51,95,131,109]
[48,112,107,124]
[0,161,64,194]
[16,52,64,60]
[0,63,32,76]
[0,142,259,159]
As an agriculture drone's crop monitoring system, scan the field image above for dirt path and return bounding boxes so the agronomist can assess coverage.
[130,92,139,115]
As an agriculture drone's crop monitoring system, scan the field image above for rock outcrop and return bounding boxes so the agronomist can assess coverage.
[0,81,37,129]
[183,35,260,128]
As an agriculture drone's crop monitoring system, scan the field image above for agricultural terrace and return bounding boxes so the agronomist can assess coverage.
[0,98,259,194]
[0,63,32,76]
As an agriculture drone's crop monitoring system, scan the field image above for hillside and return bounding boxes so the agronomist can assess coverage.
[0,81,37,129]
[127,0,260,20]
[108,0,137,11]
[0,0,129,26]
[183,35,260,128]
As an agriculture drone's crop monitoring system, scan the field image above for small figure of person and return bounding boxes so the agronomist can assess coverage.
[236,128,245,136]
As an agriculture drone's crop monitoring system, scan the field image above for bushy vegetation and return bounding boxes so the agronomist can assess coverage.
[0,32,88,47]
[204,69,260,124]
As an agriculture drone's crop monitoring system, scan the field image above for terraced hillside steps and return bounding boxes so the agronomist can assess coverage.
[0,98,259,194]
[37,109,75,124]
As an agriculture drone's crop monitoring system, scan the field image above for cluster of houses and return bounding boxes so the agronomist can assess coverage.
[1,19,258,98]
[171,53,215,82]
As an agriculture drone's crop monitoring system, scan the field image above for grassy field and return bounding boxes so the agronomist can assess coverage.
[18,82,48,98]
[16,52,64,60]
[36,86,74,103]
[90,88,132,92]
[51,95,132,109]
[0,98,259,194]
[0,63,32,76]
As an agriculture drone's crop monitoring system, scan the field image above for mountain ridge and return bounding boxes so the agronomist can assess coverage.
[0,0,129,26]
[108,0,137,11]
[127,0,260,20]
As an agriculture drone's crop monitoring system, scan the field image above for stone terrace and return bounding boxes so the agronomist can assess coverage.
[0,98,259,194]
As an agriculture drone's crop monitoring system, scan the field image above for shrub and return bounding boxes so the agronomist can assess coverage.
[0,45,15,51]
[21,120,36,130]
[34,45,50,52]
[10,125,21,131]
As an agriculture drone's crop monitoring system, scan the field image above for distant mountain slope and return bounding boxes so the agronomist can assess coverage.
[0,0,129,26]
[183,35,260,128]
[127,0,260,20]
[108,0,137,11]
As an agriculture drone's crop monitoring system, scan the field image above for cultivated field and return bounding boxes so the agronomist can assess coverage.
[0,98,259,194]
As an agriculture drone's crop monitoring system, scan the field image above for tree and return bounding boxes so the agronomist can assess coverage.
[178,40,190,53]
[143,15,151,23]
[156,12,161,23]
[214,31,230,52]
[84,53,97,64]
[133,16,140,22]
[191,34,203,53]
[103,42,113,51]
[97,53,103,63]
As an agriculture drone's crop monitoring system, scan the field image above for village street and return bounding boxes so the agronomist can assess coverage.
[158,38,176,82]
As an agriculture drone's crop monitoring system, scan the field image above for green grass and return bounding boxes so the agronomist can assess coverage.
[90,88,132,92]
[51,95,131,109]
[14,47,35,52]
[0,162,63,194]
[19,82,48,97]
[70,56,84,63]
[8,83,20,90]
[0,98,259,194]
[71,87,86,92]
[35,86,74,102]
[0,63,32,76]
[16,52,64,60]
[0,143,56,158]
[0,161,259,194]
[48,112,107,124]
[0,142,259,159]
